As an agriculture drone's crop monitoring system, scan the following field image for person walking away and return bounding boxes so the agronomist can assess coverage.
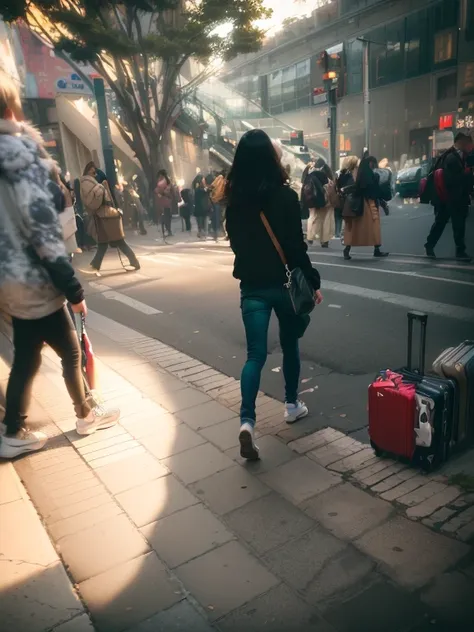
[424,130,472,262]
[210,170,227,240]
[343,156,388,260]
[58,172,80,255]
[336,156,359,240]
[180,188,193,232]
[155,169,173,238]
[304,164,335,247]
[0,74,119,458]
[193,175,210,239]
[81,162,140,271]
[226,129,323,460]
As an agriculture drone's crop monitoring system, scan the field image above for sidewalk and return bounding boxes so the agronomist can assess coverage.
[1,313,474,632]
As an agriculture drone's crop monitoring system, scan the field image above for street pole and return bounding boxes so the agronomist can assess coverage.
[329,87,337,173]
[362,38,370,153]
[93,77,117,189]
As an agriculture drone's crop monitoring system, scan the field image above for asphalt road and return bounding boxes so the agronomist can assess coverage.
[76,200,474,438]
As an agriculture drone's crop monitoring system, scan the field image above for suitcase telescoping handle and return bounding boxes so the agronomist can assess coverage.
[407,311,428,375]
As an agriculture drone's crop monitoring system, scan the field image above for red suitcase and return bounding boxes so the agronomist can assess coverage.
[369,371,416,459]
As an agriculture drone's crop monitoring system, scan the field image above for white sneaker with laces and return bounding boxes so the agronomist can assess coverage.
[239,422,260,461]
[284,400,309,424]
[76,405,120,436]
[0,429,48,459]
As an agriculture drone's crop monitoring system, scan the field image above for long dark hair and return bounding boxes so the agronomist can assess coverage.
[225,129,288,208]
[83,161,96,176]
[157,169,170,185]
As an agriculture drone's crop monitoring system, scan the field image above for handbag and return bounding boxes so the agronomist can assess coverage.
[341,184,364,218]
[59,206,77,240]
[260,212,315,317]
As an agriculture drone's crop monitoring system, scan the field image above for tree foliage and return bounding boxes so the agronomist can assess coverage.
[0,0,270,188]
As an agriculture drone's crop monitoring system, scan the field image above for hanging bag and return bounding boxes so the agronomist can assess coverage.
[260,212,315,317]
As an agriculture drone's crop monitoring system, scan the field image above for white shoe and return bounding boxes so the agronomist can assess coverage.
[76,405,120,436]
[0,429,48,458]
[284,400,309,424]
[239,422,260,461]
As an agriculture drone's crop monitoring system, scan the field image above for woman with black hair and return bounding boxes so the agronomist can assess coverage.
[343,156,388,260]
[226,129,323,461]
[155,169,173,237]
[193,174,210,238]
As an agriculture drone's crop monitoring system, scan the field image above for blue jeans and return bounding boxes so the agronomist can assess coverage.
[240,286,301,426]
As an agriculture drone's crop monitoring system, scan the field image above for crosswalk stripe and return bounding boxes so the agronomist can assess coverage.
[312,260,474,287]
[321,280,474,322]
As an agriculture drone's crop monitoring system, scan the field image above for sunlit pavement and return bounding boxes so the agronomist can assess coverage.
[1,295,474,631]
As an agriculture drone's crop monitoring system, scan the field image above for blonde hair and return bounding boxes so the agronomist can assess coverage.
[0,69,23,120]
[341,155,359,172]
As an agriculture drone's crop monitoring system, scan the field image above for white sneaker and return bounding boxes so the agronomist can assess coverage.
[239,422,260,461]
[0,429,48,459]
[76,405,120,436]
[284,400,309,424]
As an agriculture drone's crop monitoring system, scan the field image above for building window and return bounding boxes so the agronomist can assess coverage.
[437,73,457,100]
[465,0,474,41]
[368,20,404,88]
[434,31,455,64]
[344,39,363,94]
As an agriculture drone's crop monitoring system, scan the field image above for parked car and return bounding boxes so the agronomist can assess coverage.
[395,163,430,198]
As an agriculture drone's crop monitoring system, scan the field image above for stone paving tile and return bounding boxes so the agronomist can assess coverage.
[190,465,270,516]
[370,468,420,493]
[397,481,448,507]
[327,449,377,474]
[44,490,113,525]
[94,451,169,495]
[422,506,457,529]
[59,513,150,583]
[355,516,470,589]
[307,437,365,468]
[379,475,427,502]
[324,579,427,632]
[229,434,297,474]
[52,615,95,632]
[441,505,474,534]
[163,442,234,485]
[406,486,461,519]
[356,462,408,487]
[49,502,124,541]
[127,601,214,632]
[121,411,181,438]
[304,546,375,610]
[155,387,211,413]
[79,552,183,632]
[421,571,474,628]
[223,493,314,555]
[175,541,279,621]
[198,417,241,451]
[144,423,207,459]
[177,400,236,430]
[217,583,336,632]
[263,527,345,591]
[76,432,136,456]
[81,439,143,467]
[301,483,393,541]
[259,457,341,505]
[457,520,474,541]
[141,503,234,568]
[66,423,129,448]
[116,474,199,528]
[0,462,23,504]
[0,562,85,632]
[351,458,399,482]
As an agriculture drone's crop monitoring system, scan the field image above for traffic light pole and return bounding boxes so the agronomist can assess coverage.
[93,77,116,189]
[362,38,370,153]
[328,88,337,173]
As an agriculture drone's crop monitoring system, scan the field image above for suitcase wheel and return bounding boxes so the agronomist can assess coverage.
[370,439,383,457]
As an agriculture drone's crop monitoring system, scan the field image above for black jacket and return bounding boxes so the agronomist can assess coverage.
[443,149,471,207]
[226,185,320,291]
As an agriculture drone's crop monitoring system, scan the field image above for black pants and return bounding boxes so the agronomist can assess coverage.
[161,208,172,237]
[425,204,467,253]
[334,208,343,237]
[4,307,91,435]
[90,239,138,270]
[181,212,191,231]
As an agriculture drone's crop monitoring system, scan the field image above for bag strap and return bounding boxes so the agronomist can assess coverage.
[260,212,287,267]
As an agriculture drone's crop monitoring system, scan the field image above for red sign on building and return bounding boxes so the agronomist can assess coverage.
[439,114,454,130]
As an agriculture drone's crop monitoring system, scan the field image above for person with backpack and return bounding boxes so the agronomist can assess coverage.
[424,130,473,262]
[342,156,389,260]
[225,130,322,461]
[0,72,120,458]
[304,162,335,247]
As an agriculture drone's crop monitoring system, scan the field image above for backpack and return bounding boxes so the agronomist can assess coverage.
[326,179,343,208]
[374,168,393,201]
[302,173,327,209]
[211,175,226,203]
[419,148,459,204]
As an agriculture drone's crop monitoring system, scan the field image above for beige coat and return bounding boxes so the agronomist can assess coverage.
[344,198,381,247]
[80,175,124,243]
